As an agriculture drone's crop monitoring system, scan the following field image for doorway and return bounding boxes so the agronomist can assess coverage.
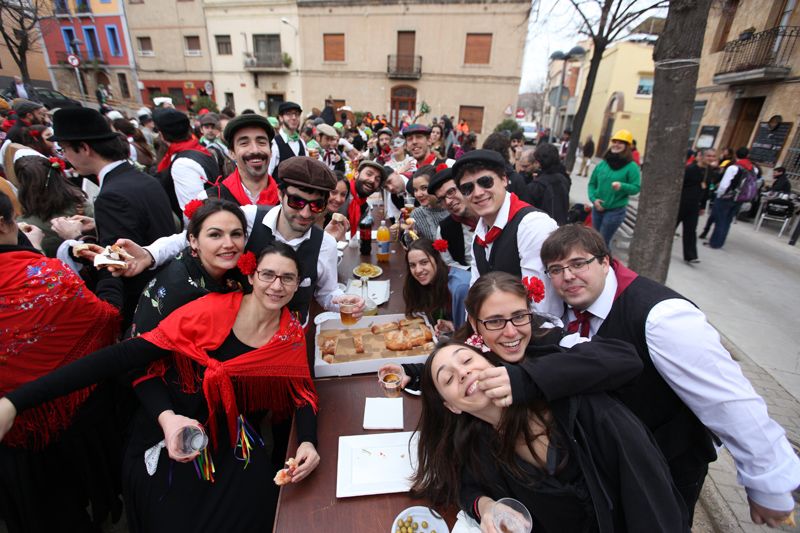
[725,97,764,150]
[390,85,416,129]
[597,92,625,156]
[396,31,416,74]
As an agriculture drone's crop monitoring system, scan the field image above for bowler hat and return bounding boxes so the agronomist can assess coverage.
[451,149,507,183]
[50,108,118,142]
[278,101,302,115]
[153,108,191,141]
[402,124,431,137]
[279,156,336,192]
[222,113,275,146]
[358,160,387,183]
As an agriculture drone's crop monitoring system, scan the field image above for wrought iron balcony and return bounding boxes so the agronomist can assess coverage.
[714,26,799,84]
[387,54,422,79]
[75,2,92,14]
[243,55,289,73]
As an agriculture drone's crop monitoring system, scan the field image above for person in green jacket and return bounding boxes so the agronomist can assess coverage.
[588,129,641,246]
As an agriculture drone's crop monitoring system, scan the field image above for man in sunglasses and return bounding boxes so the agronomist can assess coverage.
[114,156,363,325]
[428,166,477,269]
[537,223,799,527]
[452,149,561,318]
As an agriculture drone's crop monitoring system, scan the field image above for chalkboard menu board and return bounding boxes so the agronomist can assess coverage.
[750,121,793,164]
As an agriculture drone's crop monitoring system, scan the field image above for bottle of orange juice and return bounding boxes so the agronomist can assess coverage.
[376,219,391,262]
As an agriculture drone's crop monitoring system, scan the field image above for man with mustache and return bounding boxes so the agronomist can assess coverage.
[428,165,477,269]
[343,160,386,237]
[368,127,394,165]
[268,102,306,179]
[201,114,279,207]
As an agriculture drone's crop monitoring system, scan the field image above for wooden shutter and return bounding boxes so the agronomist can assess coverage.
[459,106,484,134]
[324,34,345,61]
[464,33,492,64]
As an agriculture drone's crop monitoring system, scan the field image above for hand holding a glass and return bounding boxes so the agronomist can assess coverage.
[333,294,364,326]
[158,410,208,462]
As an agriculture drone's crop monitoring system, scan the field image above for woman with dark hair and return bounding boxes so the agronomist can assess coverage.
[587,130,641,247]
[402,165,448,243]
[113,118,156,167]
[0,242,320,532]
[529,143,571,225]
[402,238,470,334]
[0,190,121,533]
[412,341,689,533]
[316,170,350,241]
[15,152,92,256]
[21,124,56,157]
[430,124,446,159]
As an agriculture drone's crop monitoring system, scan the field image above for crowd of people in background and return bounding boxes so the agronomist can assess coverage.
[0,89,797,533]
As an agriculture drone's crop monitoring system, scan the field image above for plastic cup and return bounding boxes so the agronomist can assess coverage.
[378,366,405,398]
[492,498,532,533]
[339,296,360,327]
[169,424,208,460]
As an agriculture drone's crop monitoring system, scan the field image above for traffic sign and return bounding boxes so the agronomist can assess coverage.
[66,54,81,68]
[204,81,214,95]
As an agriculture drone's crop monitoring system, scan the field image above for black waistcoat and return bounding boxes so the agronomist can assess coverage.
[205,182,241,205]
[472,206,536,276]
[245,206,322,323]
[597,276,716,468]
[273,134,306,182]
[440,215,468,267]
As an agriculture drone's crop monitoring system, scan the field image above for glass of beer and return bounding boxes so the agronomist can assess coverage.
[339,295,360,327]
[492,498,532,533]
[403,193,416,216]
[378,365,405,398]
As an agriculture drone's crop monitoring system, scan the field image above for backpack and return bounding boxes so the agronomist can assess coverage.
[731,165,758,202]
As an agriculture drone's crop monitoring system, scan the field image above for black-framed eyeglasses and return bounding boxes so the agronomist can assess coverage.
[545,256,600,278]
[436,185,459,202]
[477,312,533,331]
[285,193,327,214]
[255,269,299,287]
[457,175,495,197]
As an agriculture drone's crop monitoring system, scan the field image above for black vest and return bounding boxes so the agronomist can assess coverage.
[159,150,221,225]
[597,276,717,469]
[244,206,323,323]
[439,215,468,267]
[205,182,241,206]
[273,134,305,182]
[473,206,536,276]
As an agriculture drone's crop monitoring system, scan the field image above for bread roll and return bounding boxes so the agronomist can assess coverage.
[371,321,399,334]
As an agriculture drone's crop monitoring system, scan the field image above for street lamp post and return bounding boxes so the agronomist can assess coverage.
[70,39,87,103]
[548,46,586,141]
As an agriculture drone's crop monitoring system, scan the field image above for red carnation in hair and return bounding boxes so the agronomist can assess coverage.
[48,156,66,171]
[435,163,449,173]
[237,251,257,276]
[433,239,448,253]
[521,276,545,303]
[183,199,204,220]
[29,129,41,138]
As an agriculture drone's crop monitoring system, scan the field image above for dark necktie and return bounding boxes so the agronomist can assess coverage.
[567,309,593,337]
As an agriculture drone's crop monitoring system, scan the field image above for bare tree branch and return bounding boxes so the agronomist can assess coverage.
[568,0,600,39]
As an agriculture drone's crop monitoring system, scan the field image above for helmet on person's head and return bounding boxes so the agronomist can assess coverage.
[610,129,633,145]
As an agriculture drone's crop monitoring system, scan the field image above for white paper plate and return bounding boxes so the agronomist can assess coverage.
[336,432,418,498]
[391,506,450,533]
[346,279,390,305]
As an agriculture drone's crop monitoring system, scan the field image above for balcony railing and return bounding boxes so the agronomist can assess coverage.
[75,2,92,14]
[54,4,70,15]
[243,55,288,73]
[714,26,799,84]
[387,54,422,79]
[55,51,106,66]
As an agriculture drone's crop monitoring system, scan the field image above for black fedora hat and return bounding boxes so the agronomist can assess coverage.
[50,108,118,142]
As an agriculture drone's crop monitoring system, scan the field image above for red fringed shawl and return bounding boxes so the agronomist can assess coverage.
[0,250,120,449]
[141,292,317,448]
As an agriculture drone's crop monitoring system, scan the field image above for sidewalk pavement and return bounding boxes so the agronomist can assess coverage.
[571,159,800,532]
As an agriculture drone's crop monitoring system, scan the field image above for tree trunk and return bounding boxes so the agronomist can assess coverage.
[564,39,607,172]
[627,0,713,282]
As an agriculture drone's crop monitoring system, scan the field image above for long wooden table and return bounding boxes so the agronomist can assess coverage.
[279,242,458,531]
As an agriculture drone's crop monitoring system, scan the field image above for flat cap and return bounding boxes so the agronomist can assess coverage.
[376,127,393,137]
[358,160,387,183]
[222,113,275,146]
[13,99,44,115]
[153,108,190,140]
[198,112,220,126]
[451,149,507,183]
[278,101,302,115]
[279,156,337,192]
[402,123,431,137]
[316,123,337,138]
[427,165,454,196]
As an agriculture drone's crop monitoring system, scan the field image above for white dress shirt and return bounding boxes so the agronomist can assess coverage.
[436,223,473,271]
[144,204,344,317]
[170,156,208,212]
[469,192,562,319]
[565,268,800,511]
[268,129,308,176]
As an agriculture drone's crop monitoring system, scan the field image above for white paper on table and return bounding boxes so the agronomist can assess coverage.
[363,397,403,430]
[346,279,390,305]
[336,431,418,498]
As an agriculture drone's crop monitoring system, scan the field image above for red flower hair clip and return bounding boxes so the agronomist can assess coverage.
[48,157,65,171]
[432,239,448,253]
[237,251,257,276]
[183,199,204,220]
[521,276,545,303]
[29,129,41,138]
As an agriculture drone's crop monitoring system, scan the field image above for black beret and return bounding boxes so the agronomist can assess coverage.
[451,149,507,183]
[153,108,190,140]
[427,166,454,196]
[222,114,275,146]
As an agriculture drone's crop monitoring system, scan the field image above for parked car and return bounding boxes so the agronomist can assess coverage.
[519,122,538,144]
[1,87,82,110]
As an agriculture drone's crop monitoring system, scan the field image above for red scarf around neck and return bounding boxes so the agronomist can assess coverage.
[475,193,530,247]
[221,168,278,206]
[347,179,368,237]
[141,292,317,448]
[610,258,638,299]
[0,250,120,449]
[419,151,437,168]
[157,136,212,173]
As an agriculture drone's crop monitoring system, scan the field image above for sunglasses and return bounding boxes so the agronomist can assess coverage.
[457,175,495,197]
[285,193,327,214]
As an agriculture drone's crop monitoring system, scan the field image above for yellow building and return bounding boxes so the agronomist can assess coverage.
[692,0,799,188]
[0,9,51,90]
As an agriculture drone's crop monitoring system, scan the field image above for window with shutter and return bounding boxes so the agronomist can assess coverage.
[464,33,492,64]
[216,35,232,55]
[324,34,345,61]
[459,105,484,134]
